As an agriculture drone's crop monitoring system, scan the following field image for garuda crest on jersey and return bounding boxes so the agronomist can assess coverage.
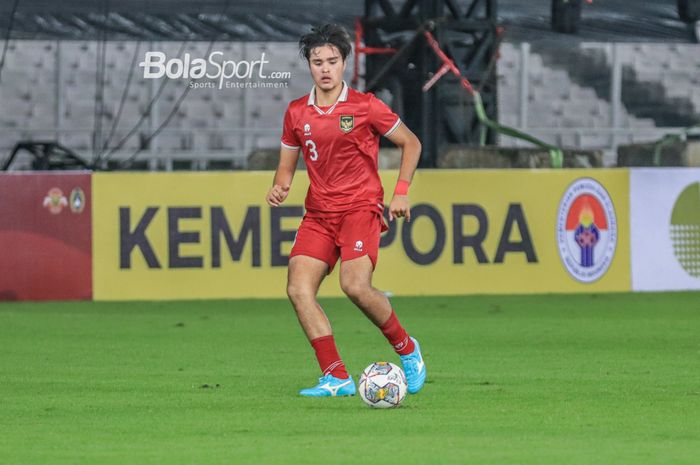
[339,115,354,133]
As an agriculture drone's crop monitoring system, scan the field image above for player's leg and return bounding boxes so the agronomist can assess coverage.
[286,255,332,341]
[338,255,391,325]
[288,218,355,397]
[338,211,426,393]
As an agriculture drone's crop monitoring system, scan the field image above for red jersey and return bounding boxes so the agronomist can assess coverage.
[280,82,401,217]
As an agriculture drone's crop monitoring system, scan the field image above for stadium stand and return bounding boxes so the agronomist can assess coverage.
[0,37,697,169]
[497,42,698,166]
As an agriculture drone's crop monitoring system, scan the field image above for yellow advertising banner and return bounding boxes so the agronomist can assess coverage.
[92,170,630,300]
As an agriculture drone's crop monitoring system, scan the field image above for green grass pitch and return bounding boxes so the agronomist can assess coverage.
[1,292,699,464]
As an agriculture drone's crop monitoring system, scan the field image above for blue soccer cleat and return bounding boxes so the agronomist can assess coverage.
[299,374,356,397]
[400,337,426,394]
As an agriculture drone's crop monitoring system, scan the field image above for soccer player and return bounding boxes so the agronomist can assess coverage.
[265,24,426,397]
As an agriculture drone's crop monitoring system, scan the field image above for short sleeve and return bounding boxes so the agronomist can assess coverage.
[369,94,401,137]
[280,105,300,150]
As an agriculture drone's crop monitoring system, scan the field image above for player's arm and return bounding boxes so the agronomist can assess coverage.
[266,147,299,207]
[385,123,421,221]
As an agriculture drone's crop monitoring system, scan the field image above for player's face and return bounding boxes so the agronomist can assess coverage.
[308,45,346,92]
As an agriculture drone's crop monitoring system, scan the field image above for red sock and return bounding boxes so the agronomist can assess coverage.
[310,335,349,379]
[380,310,415,356]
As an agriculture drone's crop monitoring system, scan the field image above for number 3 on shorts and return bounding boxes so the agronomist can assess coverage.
[305,139,318,161]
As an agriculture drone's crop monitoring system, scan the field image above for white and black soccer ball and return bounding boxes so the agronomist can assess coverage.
[358,362,407,408]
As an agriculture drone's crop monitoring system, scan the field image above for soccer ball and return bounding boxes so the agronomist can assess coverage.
[358,362,407,408]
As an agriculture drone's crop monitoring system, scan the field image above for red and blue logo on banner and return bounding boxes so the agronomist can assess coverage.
[557,178,617,283]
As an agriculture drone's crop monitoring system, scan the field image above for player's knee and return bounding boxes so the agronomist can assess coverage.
[286,283,314,305]
[340,279,369,301]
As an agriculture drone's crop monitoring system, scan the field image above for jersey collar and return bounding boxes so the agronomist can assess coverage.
[307,81,348,115]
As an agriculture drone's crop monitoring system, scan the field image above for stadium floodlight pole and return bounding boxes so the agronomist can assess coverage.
[421,29,564,168]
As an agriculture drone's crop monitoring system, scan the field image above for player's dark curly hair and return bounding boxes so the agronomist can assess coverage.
[299,24,352,62]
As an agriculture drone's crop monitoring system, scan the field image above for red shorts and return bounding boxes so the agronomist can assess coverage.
[290,209,388,273]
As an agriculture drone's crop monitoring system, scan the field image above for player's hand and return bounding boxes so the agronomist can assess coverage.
[266,184,290,207]
[389,194,410,222]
